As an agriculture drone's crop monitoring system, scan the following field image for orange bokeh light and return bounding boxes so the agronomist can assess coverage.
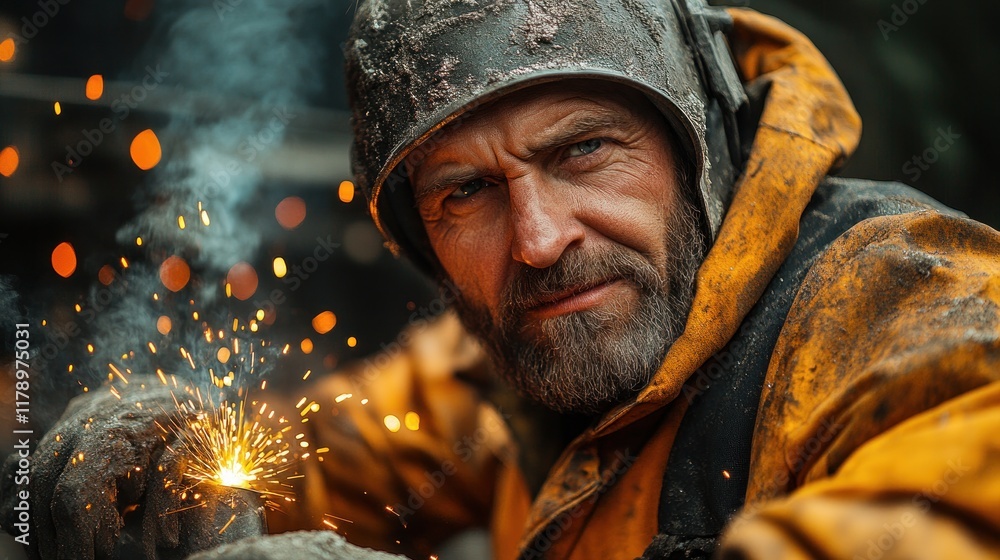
[98,264,116,285]
[312,311,337,334]
[226,262,258,301]
[275,196,306,230]
[124,0,154,21]
[85,74,104,100]
[0,146,19,177]
[156,316,172,335]
[52,242,77,278]
[130,129,162,170]
[0,39,14,62]
[338,181,355,203]
[159,256,191,292]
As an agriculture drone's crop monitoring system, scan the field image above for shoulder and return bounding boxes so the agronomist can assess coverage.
[775,177,965,297]
[747,180,1000,502]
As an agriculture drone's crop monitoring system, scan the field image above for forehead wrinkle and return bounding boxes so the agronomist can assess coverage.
[408,91,641,198]
[522,109,632,156]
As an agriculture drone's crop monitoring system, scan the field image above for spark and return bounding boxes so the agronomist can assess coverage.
[404,412,420,431]
[108,363,129,384]
[218,514,237,535]
[383,415,401,433]
[102,316,318,516]
[162,387,302,501]
[385,505,407,528]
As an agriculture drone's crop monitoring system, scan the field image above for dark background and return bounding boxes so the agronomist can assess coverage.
[0,0,998,556]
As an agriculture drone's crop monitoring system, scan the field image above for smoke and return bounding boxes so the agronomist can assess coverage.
[123,0,323,273]
[0,276,23,364]
[82,0,325,384]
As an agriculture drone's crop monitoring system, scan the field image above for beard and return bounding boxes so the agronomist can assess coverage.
[452,191,707,416]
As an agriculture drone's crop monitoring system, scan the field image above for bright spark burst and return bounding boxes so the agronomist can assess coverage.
[167,390,296,498]
[102,313,320,512]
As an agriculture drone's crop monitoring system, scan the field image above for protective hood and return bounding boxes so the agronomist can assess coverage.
[592,8,862,436]
[345,0,749,275]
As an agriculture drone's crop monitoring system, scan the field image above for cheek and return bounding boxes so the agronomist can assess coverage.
[427,217,511,313]
[573,164,677,257]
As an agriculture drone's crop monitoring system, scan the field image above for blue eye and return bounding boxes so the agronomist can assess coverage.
[566,138,602,157]
[450,178,489,199]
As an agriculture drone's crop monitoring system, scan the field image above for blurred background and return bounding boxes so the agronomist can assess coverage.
[0,0,998,558]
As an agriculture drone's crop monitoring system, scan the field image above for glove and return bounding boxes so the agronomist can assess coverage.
[183,531,408,560]
[0,378,186,560]
[128,442,266,560]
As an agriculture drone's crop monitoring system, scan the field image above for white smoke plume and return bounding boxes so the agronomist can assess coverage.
[83,0,325,382]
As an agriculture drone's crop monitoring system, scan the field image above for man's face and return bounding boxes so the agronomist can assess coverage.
[407,80,705,415]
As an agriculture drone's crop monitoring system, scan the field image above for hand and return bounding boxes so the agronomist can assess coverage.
[0,379,179,560]
[184,531,408,560]
[125,445,266,560]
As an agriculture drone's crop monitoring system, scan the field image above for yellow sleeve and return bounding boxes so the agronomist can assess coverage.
[268,313,512,559]
[720,211,1000,558]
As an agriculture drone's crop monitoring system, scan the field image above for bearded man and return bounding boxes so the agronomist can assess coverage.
[4,1,1000,560]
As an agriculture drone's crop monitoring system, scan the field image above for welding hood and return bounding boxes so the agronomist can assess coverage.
[345,0,748,275]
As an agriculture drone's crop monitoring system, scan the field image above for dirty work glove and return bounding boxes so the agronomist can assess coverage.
[127,442,266,560]
[184,531,408,560]
[0,378,184,560]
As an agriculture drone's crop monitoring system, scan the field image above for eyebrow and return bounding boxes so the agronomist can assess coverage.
[413,167,484,207]
[525,110,632,155]
[412,108,633,205]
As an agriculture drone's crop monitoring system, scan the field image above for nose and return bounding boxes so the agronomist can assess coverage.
[508,174,585,269]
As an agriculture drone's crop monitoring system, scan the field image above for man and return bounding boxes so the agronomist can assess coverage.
[4,1,1000,559]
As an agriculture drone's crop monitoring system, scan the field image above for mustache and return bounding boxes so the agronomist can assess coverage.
[498,245,664,327]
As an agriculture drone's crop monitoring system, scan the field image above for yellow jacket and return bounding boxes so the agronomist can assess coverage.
[273,9,1000,560]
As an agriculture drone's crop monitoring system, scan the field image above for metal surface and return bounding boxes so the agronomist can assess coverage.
[345,0,748,274]
[115,485,267,560]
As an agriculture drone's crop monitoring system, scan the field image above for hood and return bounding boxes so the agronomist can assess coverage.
[592,8,862,436]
